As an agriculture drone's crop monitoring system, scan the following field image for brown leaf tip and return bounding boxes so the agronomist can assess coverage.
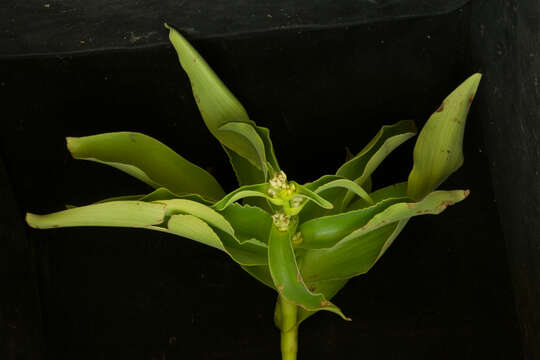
[464,189,471,198]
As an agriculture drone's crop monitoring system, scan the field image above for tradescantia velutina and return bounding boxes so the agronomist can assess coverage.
[25,23,481,360]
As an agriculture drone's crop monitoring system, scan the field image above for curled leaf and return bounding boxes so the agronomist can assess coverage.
[26,201,166,229]
[67,132,225,201]
[408,73,481,200]
[268,223,349,320]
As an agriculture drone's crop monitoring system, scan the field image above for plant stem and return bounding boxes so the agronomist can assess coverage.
[280,295,298,360]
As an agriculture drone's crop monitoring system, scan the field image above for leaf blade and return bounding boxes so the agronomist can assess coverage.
[301,190,469,282]
[67,132,225,201]
[408,73,481,200]
[268,223,349,320]
[26,201,166,229]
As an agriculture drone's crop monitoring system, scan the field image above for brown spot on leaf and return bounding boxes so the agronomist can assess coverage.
[320,300,329,306]
[451,118,462,124]
[468,93,476,105]
[297,272,302,282]
[464,189,471,197]
[277,285,284,292]
[193,57,197,63]
[437,200,455,210]
[309,285,316,292]
[436,102,445,112]
[407,203,415,209]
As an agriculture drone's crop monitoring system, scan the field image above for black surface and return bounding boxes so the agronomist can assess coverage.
[0,0,470,56]
[0,157,43,359]
[0,2,529,360]
[471,0,540,358]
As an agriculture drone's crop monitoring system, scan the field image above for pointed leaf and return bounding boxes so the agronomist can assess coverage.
[91,188,214,206]
[301,222,405,282]
[153,214,225,250]
[291,182,333,210]
[408,73,481,200]
[66,132,225,201]
[213,183,273,211]
[150,215,268,266]
[301,190,469,282]
[158,199,236,240]
[268,223,349,320]
[26,201,166,229]
[217,122,267,171]
[338,120,417,207]
[297,278,348,324]
[351,190,469,237]
[347,181,408,211]
[298,197,407,249]
[166,24,268,170]
[299,175,347,222]
[314,178,372,205]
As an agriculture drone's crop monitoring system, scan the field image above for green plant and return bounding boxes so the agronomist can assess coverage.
[25,24,481,360]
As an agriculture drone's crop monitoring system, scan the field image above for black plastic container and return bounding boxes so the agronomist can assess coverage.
[1,1,538,359]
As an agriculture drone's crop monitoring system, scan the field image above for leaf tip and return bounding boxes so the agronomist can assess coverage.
[65,136,80,156]
[25,213,39,228]
[464,189,471,198]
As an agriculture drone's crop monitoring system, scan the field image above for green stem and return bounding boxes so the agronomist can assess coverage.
[280,295,298,360]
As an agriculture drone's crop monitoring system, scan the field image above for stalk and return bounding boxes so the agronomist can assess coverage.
[280,295,299,360]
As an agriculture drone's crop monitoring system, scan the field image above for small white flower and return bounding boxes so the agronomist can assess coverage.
[272,212,290,231]
[291,196,304,208]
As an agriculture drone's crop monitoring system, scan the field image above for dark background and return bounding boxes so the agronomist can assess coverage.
[1,0,538,359]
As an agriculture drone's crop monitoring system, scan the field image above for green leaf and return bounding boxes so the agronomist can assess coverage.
[299,175,347,222]
[301,190,469,282]
[255,126,280,174]
[298,197,407,249]
[224,146,266,186]
[153,199,270,265]
[268,223,349,320]
[337,120,417,182]
[219,203,273,243]
[150,214,268,266]
[213,183,272,211]
[301,222,405,283]
[219,236,268,266]
[346,181,408,211]
[314,178,372,205]
[297,278,348,324]
[158,199,236,240]
[408,73,482,200]
[66,132,225,201]
[91,188,214,206]
[337,120,417,208]
[166,24,268,171]
[217,122,267,172]
[152,214,225,250]
[291,182,333,210]
[26,201,166,229]
[93,194,146,204]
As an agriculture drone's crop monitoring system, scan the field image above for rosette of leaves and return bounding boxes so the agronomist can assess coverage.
[25,24,481,360]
